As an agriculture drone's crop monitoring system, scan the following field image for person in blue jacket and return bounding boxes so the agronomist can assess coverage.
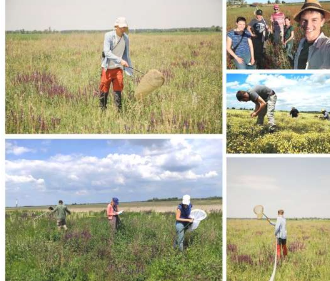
[175,195,194,251]
[268,209,288,260]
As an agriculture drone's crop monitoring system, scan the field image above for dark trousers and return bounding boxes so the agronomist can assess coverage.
[252,37,264,69]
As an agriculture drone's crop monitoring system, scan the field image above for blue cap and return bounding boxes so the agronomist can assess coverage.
[112,197,119,205]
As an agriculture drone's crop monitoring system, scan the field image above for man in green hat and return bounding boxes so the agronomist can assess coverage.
[51,200,71,230]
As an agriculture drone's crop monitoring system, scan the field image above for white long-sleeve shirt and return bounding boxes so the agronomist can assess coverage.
[269,216,287,239]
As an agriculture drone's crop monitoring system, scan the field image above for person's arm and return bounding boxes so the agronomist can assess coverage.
[103,33,123,65]
[247,25,255,37]
[248,38,255,65]
[66,207,71,215]
[226,36,243,64]
[284,29,294,45]
[251,96,266,117]
[270,15,274,33]
[267,218,276,226]
[274,218,281,236]
[176,209,193,223]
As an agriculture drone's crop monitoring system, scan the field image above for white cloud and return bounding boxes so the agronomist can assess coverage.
[6,142,34,155]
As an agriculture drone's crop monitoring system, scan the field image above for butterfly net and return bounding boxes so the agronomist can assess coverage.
[187,209,207,232]
[253,205,264,220]
[134,69,165,99]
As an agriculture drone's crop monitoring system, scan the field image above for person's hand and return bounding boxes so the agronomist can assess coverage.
[189,218,194,223]
[235,56,243,64]
[120,60,129,67]
[251,112,258,118]
[250,58,255,65]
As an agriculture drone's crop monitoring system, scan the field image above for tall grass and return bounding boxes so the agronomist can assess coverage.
[227,219,330,281]
[226,3,330,69]
[6,210,222,281]
[227,110,330,153]
[6,32,222,134]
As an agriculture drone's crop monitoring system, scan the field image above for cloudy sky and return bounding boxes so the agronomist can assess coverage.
[5,0,222,31]
[5,139,222,207]
[227,158,330,218]
[227,73,330,112]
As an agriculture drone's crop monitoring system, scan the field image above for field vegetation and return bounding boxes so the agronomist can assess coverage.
[6,32,222,134]
[226,3,330,69]
[6,210,222,281]
[227,109,330,153]
[227,219,330,281]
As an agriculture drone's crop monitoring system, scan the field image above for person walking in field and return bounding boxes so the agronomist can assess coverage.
[227,17,256,69]
[270,5,285,45]
[290,107,299,118]
[293,0,330,69]
[107,197,121,232]
[99,17,133,111]
[236,85,277,132]
[51,200,71,230]
[267,210,288,261]
[247,9,269,69]
[283,17,295,65]
[319,109,330,120]
[175,195,194,251]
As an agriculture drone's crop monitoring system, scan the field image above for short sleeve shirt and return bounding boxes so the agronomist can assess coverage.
[284,25,294,41]
[248,85,274,102]
[271,12,285,32]
[227,30,252,57]
[249,18,267,39]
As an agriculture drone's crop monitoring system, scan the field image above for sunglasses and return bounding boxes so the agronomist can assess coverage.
[274,8,279,10]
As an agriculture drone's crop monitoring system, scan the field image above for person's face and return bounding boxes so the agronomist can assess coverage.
[236,21,246,31]
[256,15,262,21]
[241,93,250,102]
[116,26,126,36]
[300,10,325,42]
[285,18,291,26]
[274,8,279,13]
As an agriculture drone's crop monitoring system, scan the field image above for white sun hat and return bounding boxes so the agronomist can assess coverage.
[182,195,191,205]
[114,17,128,28]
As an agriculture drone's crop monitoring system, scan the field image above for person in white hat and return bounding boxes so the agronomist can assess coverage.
[293,0,330,69]
[175,195,194,251]
[99,17,133,111]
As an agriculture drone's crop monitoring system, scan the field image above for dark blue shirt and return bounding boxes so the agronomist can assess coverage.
[177,204,192,226]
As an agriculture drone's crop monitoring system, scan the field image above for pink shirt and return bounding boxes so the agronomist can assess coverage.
[107,204,117,220]
[271,12,285,32]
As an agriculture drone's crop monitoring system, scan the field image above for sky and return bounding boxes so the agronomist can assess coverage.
[226,73,330,111]
[5,0,222,31]
[5,139,223,207]
[227,158,330,218]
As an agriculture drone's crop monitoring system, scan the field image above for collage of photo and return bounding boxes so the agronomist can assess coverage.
[2,0,330,280]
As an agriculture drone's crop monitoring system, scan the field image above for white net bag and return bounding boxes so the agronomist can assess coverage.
[134,69,165,99]
[187,209,207,232]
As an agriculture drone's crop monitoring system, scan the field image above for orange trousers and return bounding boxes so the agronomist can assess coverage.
[99,68,124,93]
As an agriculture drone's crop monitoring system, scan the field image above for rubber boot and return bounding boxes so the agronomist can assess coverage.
[114,91,122,111]
[100,92,109,110]
[283,244,288,257]
[277,244,281,259]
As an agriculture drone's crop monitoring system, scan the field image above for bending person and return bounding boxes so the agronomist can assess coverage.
[293,0,330,69]
[267,210,288,261]
[227,17,255,69]
[175,195,194,251]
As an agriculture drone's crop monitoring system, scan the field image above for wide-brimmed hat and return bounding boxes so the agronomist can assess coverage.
[182,195,191,205]
[294,0,330,22]
[114,17,128,28]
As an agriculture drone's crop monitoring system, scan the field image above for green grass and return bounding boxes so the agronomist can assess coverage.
[227,110,330,153]
[6,210,222,281]
[227,219,330,281]
[6,32,222,134]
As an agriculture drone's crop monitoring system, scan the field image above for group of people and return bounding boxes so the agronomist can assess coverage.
[47,195,194,252]
[227,0,330,69]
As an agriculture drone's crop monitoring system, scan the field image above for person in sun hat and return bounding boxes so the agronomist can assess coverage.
[293,0,330,69]
[236,85,277,132]
[107,197,121,232]
[247,9,269,68]
[270,4,285,44]
[175,195,194,251]
[99,17,133,111]
[267,210,288,261]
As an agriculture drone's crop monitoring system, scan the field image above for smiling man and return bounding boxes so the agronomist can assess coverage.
[293,0,330,69]
[236,85,277,132]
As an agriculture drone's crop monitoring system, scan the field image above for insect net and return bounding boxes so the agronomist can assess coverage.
[134,69,165,99]
[253,205,264,219]
[187,209,207,232]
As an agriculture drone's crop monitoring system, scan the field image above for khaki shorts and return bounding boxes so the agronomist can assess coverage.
[57,219,66,226]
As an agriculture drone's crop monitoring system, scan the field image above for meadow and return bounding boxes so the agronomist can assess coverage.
[227,219,330,281]
[5,32,222,134]
[227,109,330,153]
[6,210,222,281]
[226,3,330,69]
